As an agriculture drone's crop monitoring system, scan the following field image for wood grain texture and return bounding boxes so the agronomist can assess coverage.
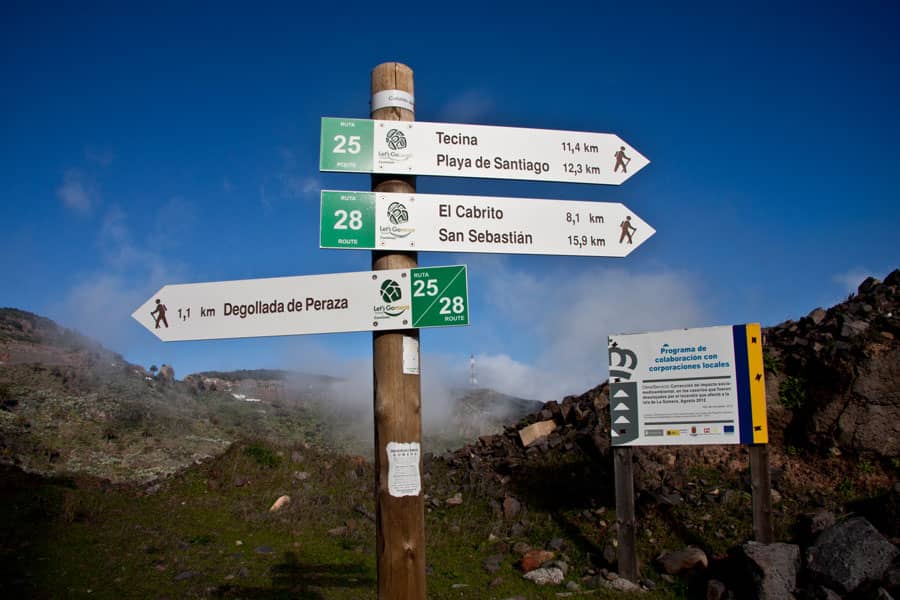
[750,444,775,543]
[614,446,639,581]
[370,61,426,600]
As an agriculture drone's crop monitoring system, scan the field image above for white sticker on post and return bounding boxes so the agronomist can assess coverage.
[386,441,421,498]
[402,335,420,375]
[371,89,415,112]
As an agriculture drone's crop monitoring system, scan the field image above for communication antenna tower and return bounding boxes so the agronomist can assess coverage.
[469,353,478,386]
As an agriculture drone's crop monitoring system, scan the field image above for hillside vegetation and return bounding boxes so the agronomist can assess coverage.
[0,271,898,598]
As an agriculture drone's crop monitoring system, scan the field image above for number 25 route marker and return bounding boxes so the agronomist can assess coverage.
[132,266,469,342]
[320,190,654,257]
[320,117,649,185]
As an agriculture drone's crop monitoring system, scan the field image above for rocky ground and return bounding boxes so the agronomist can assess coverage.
[426,270,900,597]
[0,271,898,598]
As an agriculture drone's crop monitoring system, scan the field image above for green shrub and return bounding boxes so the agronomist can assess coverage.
[763,353,781,374]
[0,383,17,410]
[244,443,280,468]
[779,376,807,409]
[187,534,214,545]
[837,477,856,499]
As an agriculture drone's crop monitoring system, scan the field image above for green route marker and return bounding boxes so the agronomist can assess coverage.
[410,265,469,328]
[319,118,374,172]
[320,190,377,249]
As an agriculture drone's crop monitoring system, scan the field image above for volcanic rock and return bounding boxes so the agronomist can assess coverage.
[657,546,708,575]
[522,567,564,585]
[806,516,899,593]
[158,364,175,382]
[445,492,463,506]
[706,579,727,600]
[764,270,900,456]
[739,541,800,599]
[520,549,555,573]
[502,496,521,520]
[518,420,556,447]
[483,554,504,574]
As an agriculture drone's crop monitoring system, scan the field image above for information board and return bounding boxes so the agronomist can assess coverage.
[607,324,767,446]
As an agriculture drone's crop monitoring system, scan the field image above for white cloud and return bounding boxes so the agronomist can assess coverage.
[468,352,561,400]
[62,274,158,351]
[310,259,706,406]
[52,205,184,352]
[276,345,493,446]
[258,148,320,207]
[56,169,99,213]
[100,205,129,246]
[281,174,320,199]
[85,146,114,166]
[832,268,873,295]
[438,89,495,123]
[259,182,270,209]
[261,262,706,445]
[466,263,708,400]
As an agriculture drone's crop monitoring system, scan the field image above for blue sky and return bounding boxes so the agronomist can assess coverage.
[3,3,899,402]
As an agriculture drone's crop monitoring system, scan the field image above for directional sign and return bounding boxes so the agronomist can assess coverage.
[132,266,469,342]
[320,190,654,257]
[607,324,768,447]
[320,117,649,185]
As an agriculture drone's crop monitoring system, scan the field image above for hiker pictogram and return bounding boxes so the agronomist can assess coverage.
[614,146,631,173]
[619,215,637,244]
[151,299,169,329]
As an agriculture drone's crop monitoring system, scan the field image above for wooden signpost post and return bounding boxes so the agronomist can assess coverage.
[750,444,774,543]
[369,62,426,599]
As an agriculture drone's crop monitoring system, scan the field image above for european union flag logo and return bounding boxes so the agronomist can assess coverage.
[724,425,735,433]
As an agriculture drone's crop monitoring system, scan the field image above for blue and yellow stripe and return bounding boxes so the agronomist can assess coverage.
[732,323,768,444]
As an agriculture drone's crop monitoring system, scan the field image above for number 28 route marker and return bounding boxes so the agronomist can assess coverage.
[320,118,649,185]
[321,191,654,257]
[132,266,469,342]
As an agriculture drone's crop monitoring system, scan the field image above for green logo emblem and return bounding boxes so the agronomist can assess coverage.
[380,279,402,303]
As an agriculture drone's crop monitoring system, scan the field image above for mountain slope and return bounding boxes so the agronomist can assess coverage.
[0,272,898,597]
[762,270,900,456]
[0,309,335,482]
[0,308,542,480]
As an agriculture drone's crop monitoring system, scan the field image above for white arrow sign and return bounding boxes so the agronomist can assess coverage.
[320,191,654,257]
[320,118,649,185]
[132,266,470,342]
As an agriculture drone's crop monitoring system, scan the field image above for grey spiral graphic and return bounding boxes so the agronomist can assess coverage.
[385,129,407,151]
[387,202,408,225]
